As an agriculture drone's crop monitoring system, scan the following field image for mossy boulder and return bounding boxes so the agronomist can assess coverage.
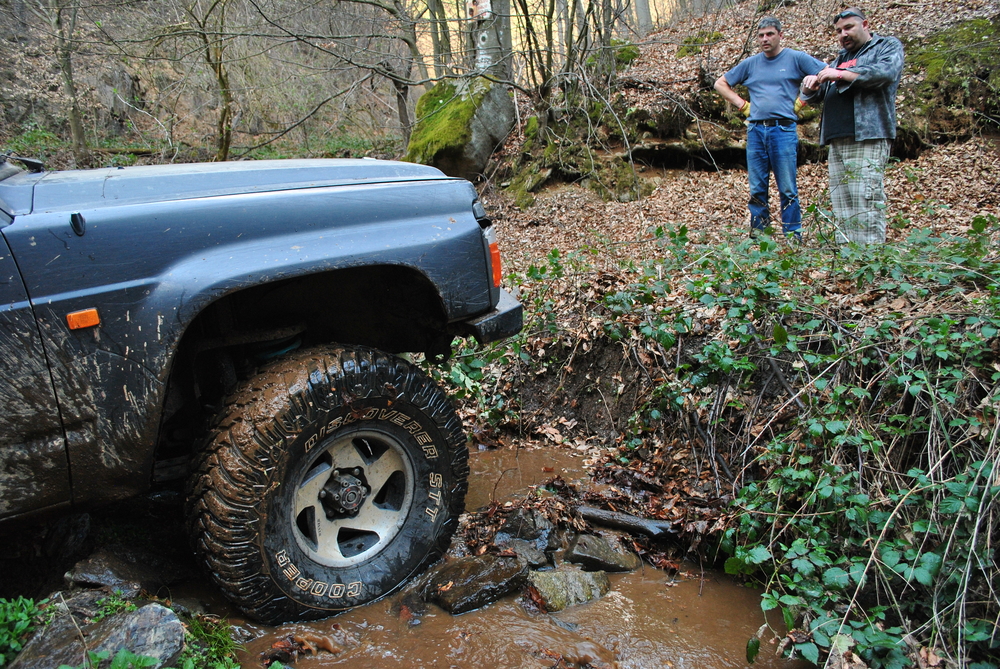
[900,17,1000,143]
[404,77,514,181]
[614,39,640,66]
[677,31,723,58]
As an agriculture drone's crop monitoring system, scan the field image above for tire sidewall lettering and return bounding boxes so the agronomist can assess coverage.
[262,395,453,610]
[190,346,468,623]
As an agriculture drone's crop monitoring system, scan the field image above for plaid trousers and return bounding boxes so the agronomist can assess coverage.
[828,138,891,244]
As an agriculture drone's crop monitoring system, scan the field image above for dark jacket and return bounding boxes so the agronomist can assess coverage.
[802,33,904,145]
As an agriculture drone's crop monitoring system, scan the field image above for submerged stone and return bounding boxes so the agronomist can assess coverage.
[65,545,191,596]
[503,538,550,568]
[527,568,611,612]
[421,555,528,614]
[566,534,642,572]
[494,507,558,552]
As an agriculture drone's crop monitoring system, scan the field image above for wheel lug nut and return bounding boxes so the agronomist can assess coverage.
[319,490,327,499]
[352,468,361,476]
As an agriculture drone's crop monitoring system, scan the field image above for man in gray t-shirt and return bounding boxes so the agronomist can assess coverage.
[714,17,825,238]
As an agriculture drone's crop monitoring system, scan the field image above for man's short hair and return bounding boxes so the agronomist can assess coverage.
[758,16,782,32]
[833,7,866,24]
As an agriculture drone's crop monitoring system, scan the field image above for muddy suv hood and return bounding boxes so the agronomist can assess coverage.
[0,159,449,216]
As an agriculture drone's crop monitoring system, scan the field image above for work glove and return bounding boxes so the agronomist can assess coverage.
[794,98,807,117]
[740,100,751,117]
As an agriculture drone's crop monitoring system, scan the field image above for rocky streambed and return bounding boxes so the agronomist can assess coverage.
[1,444,804,669]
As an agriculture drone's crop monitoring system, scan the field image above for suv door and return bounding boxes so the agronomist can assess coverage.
[0,217,71,519]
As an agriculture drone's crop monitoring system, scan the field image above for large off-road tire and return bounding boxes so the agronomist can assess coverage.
[186,345,468,624]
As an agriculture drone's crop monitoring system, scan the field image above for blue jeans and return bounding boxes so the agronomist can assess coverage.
[747,123,801,235]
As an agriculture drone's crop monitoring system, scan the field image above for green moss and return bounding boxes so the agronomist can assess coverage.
[614,39,640,66]
[542,140,558,162]
[522,115,541,153]
[505,98,660,207]
[524,115,540,141]
[507,164,550,209]
[404,77,493,165]
[677,31,723,58]
[584,39,639,71]
[587,100,606,123]
[909,19,997,85]
[903,17,1000,136]
[586,160,652,202]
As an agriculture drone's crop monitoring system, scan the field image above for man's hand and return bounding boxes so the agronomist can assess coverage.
[801,74,820,92]
[740,100,751,117]
[816,66,847,84]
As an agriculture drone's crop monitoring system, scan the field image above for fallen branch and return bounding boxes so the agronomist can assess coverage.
[575,505,676,538]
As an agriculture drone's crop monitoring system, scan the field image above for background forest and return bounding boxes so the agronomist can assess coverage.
[0,0,697,166]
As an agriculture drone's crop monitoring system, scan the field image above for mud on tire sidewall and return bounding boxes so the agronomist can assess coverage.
[188,346,468,624]
[262,394,457,614]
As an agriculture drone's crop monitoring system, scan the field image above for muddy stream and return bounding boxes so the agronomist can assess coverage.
[186,446,805,669]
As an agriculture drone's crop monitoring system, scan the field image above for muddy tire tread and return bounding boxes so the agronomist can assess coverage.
[186,345,468,623]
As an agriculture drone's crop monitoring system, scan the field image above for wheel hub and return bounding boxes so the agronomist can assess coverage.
[318,469,369,517]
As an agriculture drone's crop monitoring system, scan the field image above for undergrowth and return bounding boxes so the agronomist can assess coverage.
[0,597,49,665]
[614,217,1000,667]
[449,213,1000,667]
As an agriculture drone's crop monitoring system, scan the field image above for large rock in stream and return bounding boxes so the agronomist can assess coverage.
[494,506,560,552]
[420,554,529,614]
[65,545,192,597]
[528,568,611,612]
[566,534,642,572]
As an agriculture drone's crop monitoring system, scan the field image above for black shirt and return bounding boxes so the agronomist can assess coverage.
[821,53,859,143]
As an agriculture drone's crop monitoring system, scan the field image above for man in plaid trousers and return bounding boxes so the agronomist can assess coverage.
[801,7,904,244]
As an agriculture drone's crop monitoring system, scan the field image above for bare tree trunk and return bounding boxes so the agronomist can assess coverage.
[472,0,510,79]
[55,11,88,164]
[30,0,88,164]
[495,0,512,72]
[588,0,615,87]
[186,0,235,161]
[395,2,431,91]
[459,0,475,69]
[542,0,554,84]
[555,0,566,54]
[634,0,652,35]
[393,79,411,145]
[206,43,233,161]
[426,0,453,79]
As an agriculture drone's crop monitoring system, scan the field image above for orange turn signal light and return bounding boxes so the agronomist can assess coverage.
[489,242,502,288]
[67,308,100,330]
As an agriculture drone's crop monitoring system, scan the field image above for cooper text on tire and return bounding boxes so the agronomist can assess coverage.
[186,346,469,623]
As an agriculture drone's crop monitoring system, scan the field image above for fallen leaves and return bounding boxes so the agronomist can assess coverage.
[260,632,343,667]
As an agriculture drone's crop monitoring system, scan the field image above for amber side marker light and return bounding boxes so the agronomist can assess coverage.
[490,242,502,288]
[67,308,100,330]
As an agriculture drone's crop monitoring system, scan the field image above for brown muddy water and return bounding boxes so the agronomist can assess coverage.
[208,446,805,669]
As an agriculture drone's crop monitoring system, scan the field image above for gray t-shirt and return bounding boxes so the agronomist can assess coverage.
[725,48,826,121]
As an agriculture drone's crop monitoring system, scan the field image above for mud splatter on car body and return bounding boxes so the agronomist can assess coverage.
[0,157,521,620]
